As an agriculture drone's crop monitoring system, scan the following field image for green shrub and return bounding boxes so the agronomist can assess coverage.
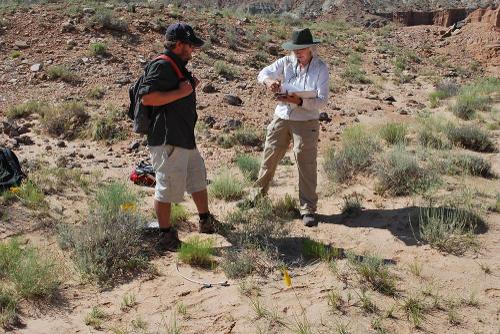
[452,94,491,120]
[347,252,397,295]
[47,65,78,83]
[221,249,255,278]
[10,50,21,59]
[89,110,126,142]
[214,60,239,79]
[0,239,60,300]
[379,122,407,145]
[59,182,148,285]
[417,116,451,150]
[234,127,263,147]
[341,194,362,217]
[89,42,107,56]
[375,147,438,196]
[429,79,459,108]
[342,64,371,84]
[0,286,18,329]
[85,306,107,329]
[178,236,215,268]
[445,124,496,153]
[402,296,426,328]
[324,125,379,183]
[414,206,483,255]
[273,194,300,220]
[170,203,189,226]
[3,180,45,209]
[443,154,492,177]
[236,154,260,181]
[38,101,89,138]
[302,238,341,262]
[225,28,239,50]
[6,100,45,119]
[89,9,128,31]
[87,86,105,99]
[216,134,236,149]
[209,170,246,201]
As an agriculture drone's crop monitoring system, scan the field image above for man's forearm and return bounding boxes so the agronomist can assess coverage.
[141,89,186,107]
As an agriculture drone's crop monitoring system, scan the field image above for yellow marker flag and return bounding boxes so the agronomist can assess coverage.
[9,187,20,193]
[283,268,292,288]
[120,202,136,212]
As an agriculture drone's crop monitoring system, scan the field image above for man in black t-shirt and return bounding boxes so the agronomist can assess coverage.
[139,23,216,251]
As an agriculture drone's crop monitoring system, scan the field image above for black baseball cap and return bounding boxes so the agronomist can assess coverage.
[165,23,204,47]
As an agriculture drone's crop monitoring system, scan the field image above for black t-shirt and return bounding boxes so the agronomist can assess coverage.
[138,50,197,149]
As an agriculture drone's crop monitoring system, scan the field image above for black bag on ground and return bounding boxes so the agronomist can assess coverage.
[0,148,25,191]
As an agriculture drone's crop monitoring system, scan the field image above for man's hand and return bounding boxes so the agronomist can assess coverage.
[265,79,281,93]
[179,80,194,97]
[276,93,302,105]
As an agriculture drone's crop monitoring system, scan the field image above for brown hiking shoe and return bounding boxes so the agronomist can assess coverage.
[199,214,218,234]
[157,228,182,252]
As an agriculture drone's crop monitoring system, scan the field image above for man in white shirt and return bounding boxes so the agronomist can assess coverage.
[256,28,329,227]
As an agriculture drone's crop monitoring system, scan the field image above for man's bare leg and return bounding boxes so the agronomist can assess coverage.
[191,189,209,214]
[154,200,171,229]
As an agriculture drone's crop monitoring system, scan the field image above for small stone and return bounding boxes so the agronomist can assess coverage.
[202,83,218,94]
[45,145,52,151]
[81,57,89,63]
[223,94,243,106]
[56,140,66,148]
[319,112,331,122]
[14,40,29,49]
[61,21,76,33]
[203,115,216,128]
[30,63,42,72]
[224,119,242,130]
[85,153,95,159]
[129,140,140,150]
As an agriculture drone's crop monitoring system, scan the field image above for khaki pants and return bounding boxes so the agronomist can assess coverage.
[255,117,319,215]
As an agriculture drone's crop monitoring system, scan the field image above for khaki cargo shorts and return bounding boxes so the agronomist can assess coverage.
[149,145,207,203]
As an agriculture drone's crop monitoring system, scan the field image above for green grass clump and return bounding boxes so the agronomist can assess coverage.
[445,124,496,153]
[0,239,60,300]
[85,306,107,330]
[178,236,215,268]
[341,193,362,217]
[415,206,483,255]
[58,182,148,285]
[87,86,106,99]
[209,170,246,201]
[417,116,451,150]
[220,249,255,278]
[234,127,263,147]
[451,77,500,119]
[217,134,236,149]
[0,285,18,329]
[429,79,459,108]
[347,252,397,295]
[375,146,438,196]
[38,101,89,138]
[170,203,189,226]
[6,100,45,119]
[236,154,260,181]
[88,9,128,31]
[443,154,492,178]
[273,194,300,220]
[89,109,127,142]
[324,125,379,183]
[302,238,341,262]
[342,64,371,84]
[2,179,45,209]
[47,65,78,83]
[379,122,407,145]
[10,50,21,59]
[402,296,426,328]
[88,42,107,56]
[214,60,239,79]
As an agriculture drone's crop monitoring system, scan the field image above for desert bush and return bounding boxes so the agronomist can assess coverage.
[10,50,21,58]
[414,206,483,255]
[3,180,45,209]
[6,100,45,119]
[450,77,500,118]
[302,238,341,262]
[273,194,300,220]
[402,296,427,328]
[87,86,105,99]
[47,65,78,83]
[89,108,126,142]
[38,101,89,138]
[220,249,255,278]
[342,64,371,84]
[236,154,260,181]
[214,60,239,79]
[347,252,397,295]
[324,125,379,183]
[59,182,148,285]
[341,193,362,217]
[417,116,451,149]
[379,122,407,145]
[445,124,495,153]
[0,239,60,300]
[31,166,97,195]
[85,306,107,330]
[0,285,18,329]
[88,42,107,56]
[216,134,236,149]
[375,146,438,196]
[442,154,492,177]
[429,79,459,108]
[178,236,215,268]
[234,127,263,147]
[88,9,128,31]
[225,28,239,50]
[209,170,246,201]
[170,203,189,226]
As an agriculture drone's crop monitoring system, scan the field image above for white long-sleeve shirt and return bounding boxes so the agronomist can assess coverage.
[257,55,329,121]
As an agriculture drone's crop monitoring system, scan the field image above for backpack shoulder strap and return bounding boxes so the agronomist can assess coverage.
[154,55,185,80]
[2,148,25,178]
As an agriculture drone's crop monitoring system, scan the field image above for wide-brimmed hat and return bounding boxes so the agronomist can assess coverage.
[282,28,321,50]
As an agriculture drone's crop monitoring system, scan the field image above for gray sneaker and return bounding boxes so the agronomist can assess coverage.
[303,214,317,227]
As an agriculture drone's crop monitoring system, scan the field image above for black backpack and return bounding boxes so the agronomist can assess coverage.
[128,54,185,134]
[0,148,25,191]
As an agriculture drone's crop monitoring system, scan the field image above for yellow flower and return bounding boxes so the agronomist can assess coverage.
[283,268,292,288]
[120,202,136,212]
[9,187,21,193]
